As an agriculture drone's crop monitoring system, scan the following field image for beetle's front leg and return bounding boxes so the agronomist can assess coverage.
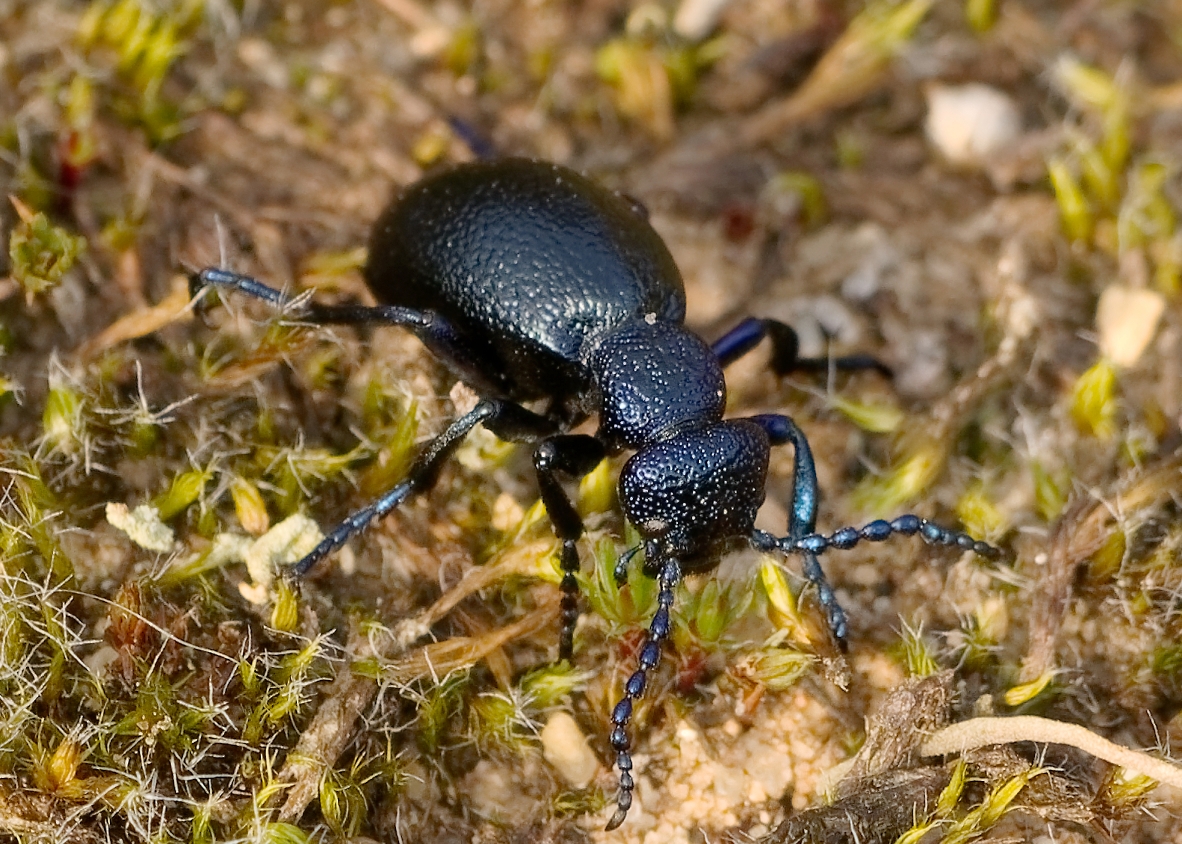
[534,435,607,661]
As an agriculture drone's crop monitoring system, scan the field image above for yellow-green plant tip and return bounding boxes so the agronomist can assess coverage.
[662,45,700,107]
[116,11,154,75]
[231,476,270,536]
[895,822,940,844]
[133,19,186,93]
[1003,670,1055,707]
[583,537,629,625]
[1101,102,1131,173]
[978,767,1041,827]
[767,171,828,227]
[41,381,84,454]
[594,37,674,137]
[270,579,300,633]
[953,483,1006,542]
[1070,358,1117,439]
[42,735,85,793]
[759,557,807,636]
[470,691,532,753]
[275,638,322,685]
[257,822,311,844]
[896,622,939,677]
[191,801,214,844]
[105,502,175,553]
[62,75,97,165]
[957,621,998,672]
[100,0,141,46]
[1053,55,1118,113]
[301,246,368,279]
[1030,461,1068,522]
[1118,161,1175,253]
[1078,142,1119,211]
[834,129,865,170]
[1103,769,1158,806]
[1151,644,1182,681]
[411,126,451,168]
[520,663,590,708]
[9,209,87,296]
[75,0,108,46]
[418,671,469,754]
[455,425,517,470]
[594,38,628,85]
[1088,528,1126,582]
[1047,157,1093,244]
[1140,163,1175,236]
[577,458,614,516]
[964,0,996,32]
[154,468,211,520]
[937,757,967,816]
[828,395,903,434]
[691,579,729,642]
[443,19,481,77]
[1151,234,1182,296]
[852,444,946,513]
[749,647,814,691]
[318,772,345,833]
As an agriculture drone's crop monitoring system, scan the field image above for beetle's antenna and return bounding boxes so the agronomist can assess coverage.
[606,556,682,830]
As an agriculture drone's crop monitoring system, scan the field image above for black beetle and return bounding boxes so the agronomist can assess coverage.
[192,158,999,829]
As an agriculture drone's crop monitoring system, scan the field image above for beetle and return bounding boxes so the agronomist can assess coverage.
[191,158,999,829]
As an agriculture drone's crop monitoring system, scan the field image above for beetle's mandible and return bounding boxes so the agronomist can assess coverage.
[191,158,1000,830]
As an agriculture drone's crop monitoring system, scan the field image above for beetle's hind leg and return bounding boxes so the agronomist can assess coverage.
[286,399,555,577]
[712,316,891,378]
[533,435,607,661]
[191,267,432,328]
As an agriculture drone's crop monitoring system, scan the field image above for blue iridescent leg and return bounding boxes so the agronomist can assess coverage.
[748,414,849,643]
[712,316,891,377]
[287,399,554,577]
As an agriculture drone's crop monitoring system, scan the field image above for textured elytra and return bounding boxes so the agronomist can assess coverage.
[365,158,685,407]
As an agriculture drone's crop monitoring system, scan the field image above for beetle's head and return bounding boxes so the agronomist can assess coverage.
[619,420,770,573]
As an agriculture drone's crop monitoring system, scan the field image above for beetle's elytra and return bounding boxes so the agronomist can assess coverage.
[192,158,999,830]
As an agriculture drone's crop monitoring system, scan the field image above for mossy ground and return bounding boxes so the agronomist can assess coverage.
[2,1,1182,842]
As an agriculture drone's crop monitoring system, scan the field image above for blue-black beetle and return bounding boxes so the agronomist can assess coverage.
[192,158,998,829]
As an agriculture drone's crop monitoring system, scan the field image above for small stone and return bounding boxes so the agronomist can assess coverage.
[540,712,599,787]
[673,0,732,41]
[1096,285,1165,367]
[925,83,1021,168]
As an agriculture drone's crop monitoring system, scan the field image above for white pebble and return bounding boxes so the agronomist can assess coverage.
[925,83,1021,168]
[673,0,732,41]
[1096,285,1165,367]
[540,712,600,787]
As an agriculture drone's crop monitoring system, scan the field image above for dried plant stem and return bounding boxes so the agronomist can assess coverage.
[922,716,1182,790]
